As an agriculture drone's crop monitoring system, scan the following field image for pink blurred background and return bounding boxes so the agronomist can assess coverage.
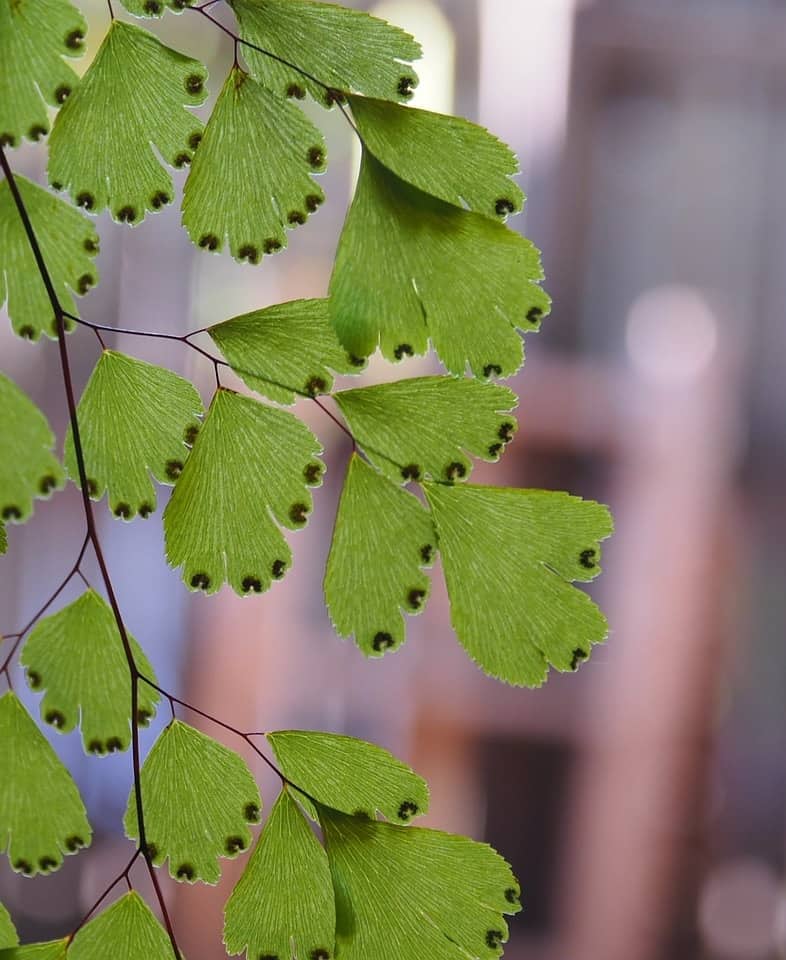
[2,2,785,958]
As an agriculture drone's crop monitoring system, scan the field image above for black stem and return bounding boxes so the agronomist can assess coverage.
[65,313,362,445]
[67,850,140,944]
[0,146,182,960]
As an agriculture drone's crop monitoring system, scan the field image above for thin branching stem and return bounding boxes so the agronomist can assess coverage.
[67,849,141,944]
[0,532,89,681]
[137,673,324,808]
[65,311,360,444]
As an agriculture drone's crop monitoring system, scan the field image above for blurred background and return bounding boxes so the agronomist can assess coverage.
[2,1,785,958]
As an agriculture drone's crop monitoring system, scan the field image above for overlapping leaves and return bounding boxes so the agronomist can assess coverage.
[330,151,549,377]
[210,298,362,405]
[20,589,159,754]
[164,388,323,595]
[0,0,86,149]
[228,0,421,105]
[335,377,518,483]
[425,483,613,686]
[183,67,326,263]
[0,373,64,524]
[65,351,203,520]
[325,458,612,683]
[349,96,524,220]
[0,176,98,340]
[224,734,517,960]
[0,692,92,877]
[325,455,434,657]
[0,6,616,957]
[124,720,261,884]
[321,807,521,960]
[48,21,207,223]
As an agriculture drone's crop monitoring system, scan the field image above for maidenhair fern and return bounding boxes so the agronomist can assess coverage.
[0,1,614,957]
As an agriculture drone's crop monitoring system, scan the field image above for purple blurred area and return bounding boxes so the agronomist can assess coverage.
[3,1,786,958]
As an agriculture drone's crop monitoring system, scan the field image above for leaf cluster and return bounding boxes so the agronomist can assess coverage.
[0,0,615,956]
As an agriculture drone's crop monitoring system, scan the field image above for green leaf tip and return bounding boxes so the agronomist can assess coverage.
[0,902,18,950]
[268,730,429,824]
[0,940,68,960]
[335,376,519,484]
[68,892,174,960]
[349,96,525,220]
[124,720,261,884]
[20,589,159,755]
[209,298,363,406]
[224,790,334,960]
[425,483,614,687]
[330,151,549,377]
[320,807,521,960]
[0,0,86,149]
[325,455,434,658]
[228,0,421,106]
[0,691,92,877]
[64,351,204,520]
[0,523,7,556]
[0,373,64,525]
[183,67,326,263]
[164,388,323,596]
[48,20,208,224]
[0,175,99,340]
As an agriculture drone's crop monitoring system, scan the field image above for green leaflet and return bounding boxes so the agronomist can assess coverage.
[209,298,362,405]
[0,903,17,949]
[0,942,67,960]
[118,0,193,17]
[163,388,323,595]
[268,730,429,824]
[330,151,549,378]
[349,96,524,220]
[0,0,86,148]
[20,589,159,755]
[124,720,261,884]
[228,0,420,106]
[0,373,64,524]
[48,21,207,223]
[69,892,172,960]
[335,377,518,484]
[224,790,334,960]
[320,807,521,960]
[0,176,98,340]
[0,524,6,555]
[0,692,92,877]
[183,67,326,263]
[324,455,434,657]
[425,483,614,687]
[64,351,203,520]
